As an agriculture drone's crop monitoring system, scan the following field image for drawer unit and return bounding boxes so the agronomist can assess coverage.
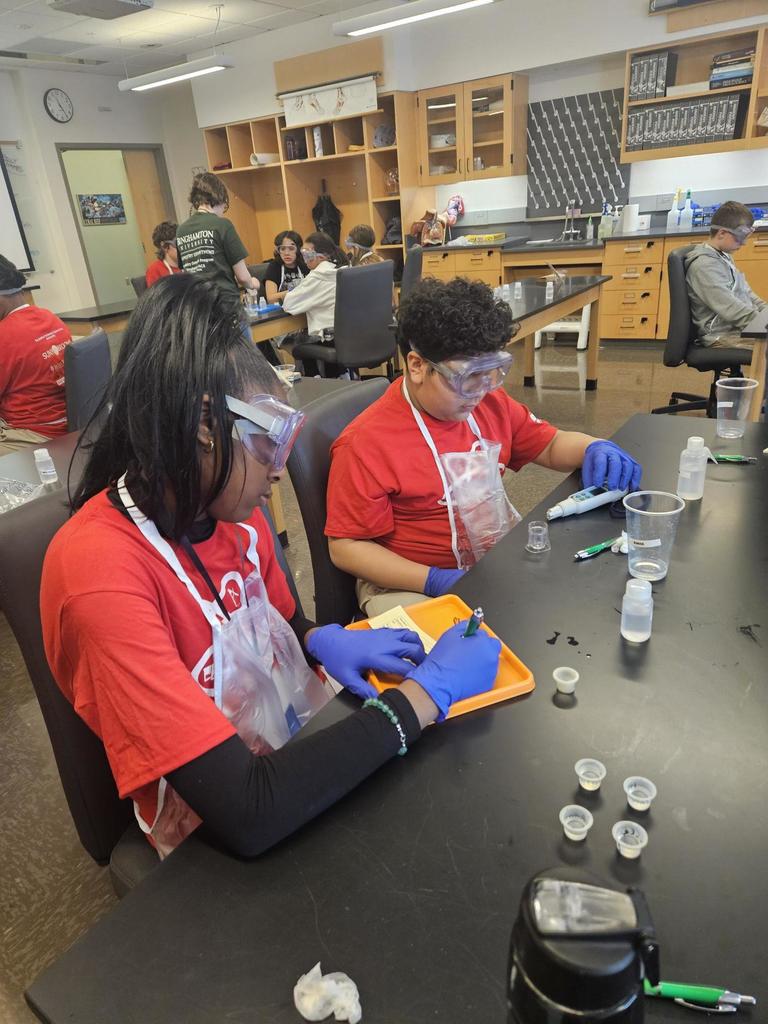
[734,233,768,261]
[600,313,657,339]
[422,251,455,273]
[422,248,501,286]
[454,250,501,273]
[602,264,662,289]
[601,288,659,316]
[602,238,663,267]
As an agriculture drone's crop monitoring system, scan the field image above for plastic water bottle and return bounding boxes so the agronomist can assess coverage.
[620,579,653,643]
[258,296,267,313]
[513,281,522,299]
[666,188,681,230]
[545,280,554,302]
[676,435,709,501]
[679,189,694,230]
[34,448,60,492]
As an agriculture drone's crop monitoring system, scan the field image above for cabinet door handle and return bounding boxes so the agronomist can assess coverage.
[641,291,650,298]
[622,272,640,279]
[624,246,642,253]
[753,240,768,248]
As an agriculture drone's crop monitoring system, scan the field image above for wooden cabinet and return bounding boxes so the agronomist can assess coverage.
[421,248,502,286]
[417,75,527,186]
[602,237,663,266]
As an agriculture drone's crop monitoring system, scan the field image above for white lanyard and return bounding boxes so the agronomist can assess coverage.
[401,378,482,569]
[162,259,175,275]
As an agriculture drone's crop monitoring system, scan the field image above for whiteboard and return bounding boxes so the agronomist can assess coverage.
[0,151,33,272]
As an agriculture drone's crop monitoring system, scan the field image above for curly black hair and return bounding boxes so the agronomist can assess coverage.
[0,254,26,292]
[396,277,518,361]
[151,221,177,259]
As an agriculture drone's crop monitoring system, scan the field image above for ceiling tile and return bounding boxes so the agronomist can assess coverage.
[3,33,79,51]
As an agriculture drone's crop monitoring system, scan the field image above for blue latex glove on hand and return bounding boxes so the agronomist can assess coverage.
[306,624,427,700]
[581,440,642,493]
[424,566,466,598]
[407,620,501,722]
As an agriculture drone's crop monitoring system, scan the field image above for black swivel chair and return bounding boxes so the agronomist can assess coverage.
[131,275,148,298]
[64,329,113,431]
[652,245,752,416]
[248,262,270,289]
[399,245,423,300]
[286,378,389,625]
[293,262,397,379]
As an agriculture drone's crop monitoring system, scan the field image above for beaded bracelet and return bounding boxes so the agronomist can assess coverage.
[362,697,408,756]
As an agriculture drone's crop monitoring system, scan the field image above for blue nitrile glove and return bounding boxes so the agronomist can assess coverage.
[581,440,642,493]
[424,566,466,598]
[407,620,501,722]
[306,624,427,700]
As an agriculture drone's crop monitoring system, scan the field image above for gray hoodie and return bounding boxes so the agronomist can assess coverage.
[685,243,767,344]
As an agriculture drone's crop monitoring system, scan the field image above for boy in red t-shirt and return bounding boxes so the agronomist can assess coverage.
[0,255,72,454]
[145,221,183,287]
[326,277,643,616]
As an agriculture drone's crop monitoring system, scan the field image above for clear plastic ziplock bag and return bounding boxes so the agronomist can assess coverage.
[0,479,41,515]
[440,441,521,570]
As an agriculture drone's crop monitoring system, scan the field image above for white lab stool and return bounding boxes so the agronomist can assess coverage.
[534,303,591,350]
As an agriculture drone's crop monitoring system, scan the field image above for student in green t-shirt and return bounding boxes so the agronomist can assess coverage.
[176,172,260,299]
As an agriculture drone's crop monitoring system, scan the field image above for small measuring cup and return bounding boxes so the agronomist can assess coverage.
[574,758,606,792]
[559,805,593,842]
[553,667,579,694]
[525,521,551,553]
[612,820,648,859]
[623,777,657,812]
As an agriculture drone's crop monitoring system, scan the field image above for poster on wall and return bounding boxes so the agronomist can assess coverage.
[526,88,629,219]
[78,193,127,225]
[280,75,378,128]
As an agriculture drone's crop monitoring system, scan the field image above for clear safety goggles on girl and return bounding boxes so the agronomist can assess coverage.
[414,347,513,399]
[226,393,305,471]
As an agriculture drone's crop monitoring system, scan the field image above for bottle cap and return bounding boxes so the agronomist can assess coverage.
[625,579,652,601]
[687,436,705,450]
[34,448,51,462]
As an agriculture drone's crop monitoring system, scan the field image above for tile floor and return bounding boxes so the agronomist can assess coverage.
[0,339,711,1022]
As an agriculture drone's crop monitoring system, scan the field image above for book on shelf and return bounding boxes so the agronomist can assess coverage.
[710,75,753,90]
[711,46,755,66]
[625,93,746,151]
[646,55,659,100]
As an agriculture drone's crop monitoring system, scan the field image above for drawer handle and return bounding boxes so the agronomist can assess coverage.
[753,240,768,248]
[621,317,634,325]
[621,299,637,305]
[622,272,640,279]
[641,291,650,298]
[624,246,642,253]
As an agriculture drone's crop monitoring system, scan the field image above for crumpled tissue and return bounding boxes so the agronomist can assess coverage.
[611,531,629,555]
[294,962,362,1023]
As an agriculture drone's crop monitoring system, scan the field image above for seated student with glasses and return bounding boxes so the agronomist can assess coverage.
[263,230,309,304]
[325,278,643,617]
[282,232,349,376]
[685,200,767,350]
[346,224,384,267]
[145,221,183,287]
[40,274,501,860]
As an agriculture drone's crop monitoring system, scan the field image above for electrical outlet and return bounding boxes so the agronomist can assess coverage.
[636,214,651,230]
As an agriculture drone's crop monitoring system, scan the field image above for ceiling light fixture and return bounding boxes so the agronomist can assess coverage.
[332,0,495,37]
[118,53,234,90]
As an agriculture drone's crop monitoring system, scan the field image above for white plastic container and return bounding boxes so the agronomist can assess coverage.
[678,189,694,230]
[553,667,579,695]
[545,280,554,302]
[34,448,58,489]
[676,436,709,501]
[623,776,657,812]
[612,820,648,859]
[574,758,606,792]
[559,805,594,842]
[620,579,653,643]
[665,189,681,230]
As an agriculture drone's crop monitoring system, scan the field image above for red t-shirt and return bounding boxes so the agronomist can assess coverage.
[325,379,557,567]
[145,259,182,287]
[40,491,296,826]
[0,305,72,435]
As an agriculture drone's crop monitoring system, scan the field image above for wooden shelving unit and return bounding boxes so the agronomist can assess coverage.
[621,25,768,161]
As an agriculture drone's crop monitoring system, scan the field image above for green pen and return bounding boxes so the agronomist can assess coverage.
[462,607,484,637]
[644,978,756,1012]
[712,454,757,464]
[573,536,623,561]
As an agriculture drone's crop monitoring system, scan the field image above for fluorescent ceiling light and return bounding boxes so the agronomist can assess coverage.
[118,54,234,92]
[333,0,495,37]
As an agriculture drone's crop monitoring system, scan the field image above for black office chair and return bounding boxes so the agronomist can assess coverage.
[248,262,270,289]
[652,245,752,416]
[293,262,396,379]
[64,329,112,431]
[399,244,423,300]
[131,275,147,298]
[286,378,389,626]
[0,481,293,897]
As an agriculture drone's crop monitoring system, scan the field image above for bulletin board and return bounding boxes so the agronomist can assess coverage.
[526,88,629,219]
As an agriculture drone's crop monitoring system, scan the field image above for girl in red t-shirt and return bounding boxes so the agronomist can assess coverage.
[144,220,183,287]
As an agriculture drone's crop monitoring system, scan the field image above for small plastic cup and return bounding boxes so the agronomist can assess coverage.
[553,666,579,694]
[715,377,758,439]
[612,820,648,859]
[525,520,550,553]
[574,758,606,792]
[622,491,685,582]
[559,805,593,842]
[275,363,297,388]
[623,776,657,812]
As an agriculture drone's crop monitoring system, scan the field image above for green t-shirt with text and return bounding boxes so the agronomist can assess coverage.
[175,211,248,297]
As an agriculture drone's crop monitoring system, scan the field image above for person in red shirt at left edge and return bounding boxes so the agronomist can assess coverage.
[326,277,643,617]
[0,254,72,455]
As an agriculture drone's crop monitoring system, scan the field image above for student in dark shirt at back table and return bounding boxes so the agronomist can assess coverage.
[263,231,308,305]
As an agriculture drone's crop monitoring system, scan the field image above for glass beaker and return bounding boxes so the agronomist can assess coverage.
[622,491,684,581]
[715,377,758,439]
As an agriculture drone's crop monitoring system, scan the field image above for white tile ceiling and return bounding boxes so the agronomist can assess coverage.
[0,0,374,75]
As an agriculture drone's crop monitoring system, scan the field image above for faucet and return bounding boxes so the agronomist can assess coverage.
[559,199,582,242]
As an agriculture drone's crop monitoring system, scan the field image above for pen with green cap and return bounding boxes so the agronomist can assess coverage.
[462,607,484,637]
[644,978,756,1013]
[711,454,757,464]
[574,536,623,561]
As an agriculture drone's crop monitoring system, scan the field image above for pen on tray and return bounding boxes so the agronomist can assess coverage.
[462,607,484,637]
[644,978,756,1013]
[712,454,757,464]
[573,537,623,561]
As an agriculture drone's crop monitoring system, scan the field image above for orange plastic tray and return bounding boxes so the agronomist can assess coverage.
[347,594,535,719]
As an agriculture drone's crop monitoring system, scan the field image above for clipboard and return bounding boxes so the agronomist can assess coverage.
[347,594,535,719]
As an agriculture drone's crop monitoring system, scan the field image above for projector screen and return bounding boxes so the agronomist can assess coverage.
[0,151,34,272]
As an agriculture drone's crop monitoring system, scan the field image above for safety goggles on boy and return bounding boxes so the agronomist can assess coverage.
[414,348,513,399]
[723,224,755,244]
[225,394,305,471]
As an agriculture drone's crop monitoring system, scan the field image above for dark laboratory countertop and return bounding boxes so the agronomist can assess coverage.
[501,239,604,255]
[505,274,610,322]
[608,223,768,242]
[417,234,530,253]
[57,298,136,322]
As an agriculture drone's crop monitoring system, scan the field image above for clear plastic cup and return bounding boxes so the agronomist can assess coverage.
[612,820,648,859]
[715,378,758,439]
[623,776,657,812]
[553,666,579,694]
[574,758,606,792]
[559,805,594,841]
[275,363,297,388]
[622,491,685,582]
[525,520,550,553]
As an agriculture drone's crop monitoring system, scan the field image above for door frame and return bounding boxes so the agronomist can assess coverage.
[57,142,176,304]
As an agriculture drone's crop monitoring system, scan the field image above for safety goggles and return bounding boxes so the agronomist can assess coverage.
[278,244,297,253]
[723,224,755,244]
[414,348,513,399]
[226,393,305,471]
[300,248,319,261]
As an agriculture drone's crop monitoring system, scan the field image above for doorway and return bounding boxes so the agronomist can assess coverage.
[59,144,176,306]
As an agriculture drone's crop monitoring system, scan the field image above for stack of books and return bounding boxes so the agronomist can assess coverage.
[710,46,755,90]
[625,93,746,150]
[629,51,678,100]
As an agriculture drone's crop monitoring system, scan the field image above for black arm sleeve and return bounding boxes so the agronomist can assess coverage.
[166,689,422,858]
[288,610,318,665]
